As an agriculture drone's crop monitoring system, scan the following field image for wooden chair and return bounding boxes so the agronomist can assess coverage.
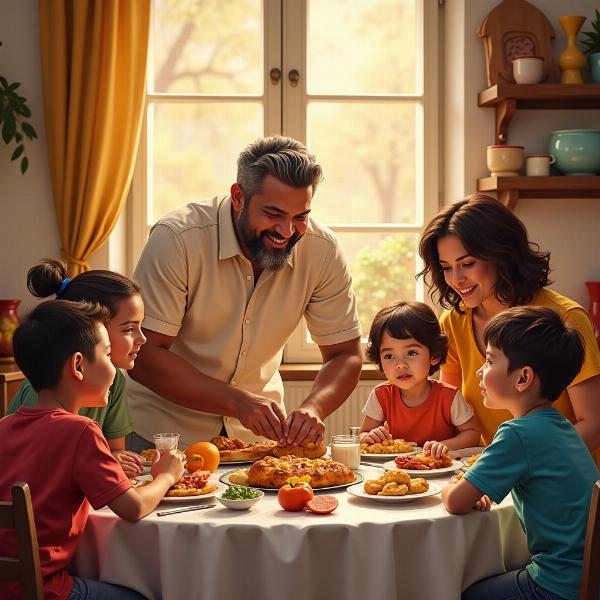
[580,480,600,600]
[0,482,43,599]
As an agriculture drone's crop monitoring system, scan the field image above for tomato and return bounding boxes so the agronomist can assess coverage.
[306,495,338,514]
[184,441,220,473]
[278,481,314,511]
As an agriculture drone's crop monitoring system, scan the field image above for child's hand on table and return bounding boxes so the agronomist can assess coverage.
[113,450,144,477]
[423,440,448,458]
[361,425,392,444]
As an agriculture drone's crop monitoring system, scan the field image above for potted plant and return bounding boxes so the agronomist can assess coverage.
[0,41,37,173]
[581,9,600,83]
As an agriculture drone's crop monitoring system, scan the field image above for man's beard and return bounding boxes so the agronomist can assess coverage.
[238,204,302,271]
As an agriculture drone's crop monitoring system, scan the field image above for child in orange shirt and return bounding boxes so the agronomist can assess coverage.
[360,301,481,456]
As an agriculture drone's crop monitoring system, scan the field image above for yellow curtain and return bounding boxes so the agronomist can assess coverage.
[39,0,151,275]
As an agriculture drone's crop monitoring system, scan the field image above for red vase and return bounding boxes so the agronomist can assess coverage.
[585,282,600,349]
[0,300,20,362]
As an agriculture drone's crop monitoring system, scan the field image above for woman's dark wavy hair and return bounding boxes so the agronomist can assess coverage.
[27,258,140,318]
[417,194,551,312]
[365,301,448,376]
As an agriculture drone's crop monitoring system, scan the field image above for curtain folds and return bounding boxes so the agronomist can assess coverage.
[39,0,151,275]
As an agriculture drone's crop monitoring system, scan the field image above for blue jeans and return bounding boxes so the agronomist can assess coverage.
[68,576,147,600]
[462,568,565,600]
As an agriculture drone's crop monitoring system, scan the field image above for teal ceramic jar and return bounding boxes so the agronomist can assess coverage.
[589,52,600,83]
[548,129,600,175]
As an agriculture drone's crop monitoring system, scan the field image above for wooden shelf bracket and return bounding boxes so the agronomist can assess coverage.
[495,98,516,144]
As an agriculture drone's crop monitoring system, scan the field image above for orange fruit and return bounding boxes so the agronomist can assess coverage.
[184,441,220,473]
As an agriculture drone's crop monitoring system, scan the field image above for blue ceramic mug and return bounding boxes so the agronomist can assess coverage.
[548,129,600,175]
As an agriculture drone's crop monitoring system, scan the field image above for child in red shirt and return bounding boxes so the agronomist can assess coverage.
[0,300,185,600]
[360,301,481,456]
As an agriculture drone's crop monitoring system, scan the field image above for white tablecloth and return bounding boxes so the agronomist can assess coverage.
[72,466,529,600]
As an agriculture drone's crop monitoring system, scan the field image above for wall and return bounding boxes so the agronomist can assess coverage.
[0,0,58,313]
[445,0,600,308]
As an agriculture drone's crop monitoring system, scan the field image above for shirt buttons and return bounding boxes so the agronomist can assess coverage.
[241,351,247,357]
[244,319,250,325]
[246,275,252,281]
[231,380,237,386]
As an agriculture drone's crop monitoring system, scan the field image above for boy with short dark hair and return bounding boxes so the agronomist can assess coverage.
[0,300,185,600]
[443,306,599,600]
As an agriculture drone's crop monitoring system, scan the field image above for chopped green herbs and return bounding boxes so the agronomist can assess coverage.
[222,485,260,500]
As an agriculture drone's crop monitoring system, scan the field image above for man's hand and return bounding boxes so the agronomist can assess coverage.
[285,407,325,446]
[236,393,287,441]
[112,449,144,477]
[361,425,391,445]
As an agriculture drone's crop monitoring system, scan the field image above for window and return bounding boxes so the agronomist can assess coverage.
[130,0,440,361]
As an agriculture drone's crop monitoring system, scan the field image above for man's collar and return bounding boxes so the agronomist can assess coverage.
[217,195,296,269]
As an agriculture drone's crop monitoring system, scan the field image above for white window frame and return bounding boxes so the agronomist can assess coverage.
[127,0,440,363]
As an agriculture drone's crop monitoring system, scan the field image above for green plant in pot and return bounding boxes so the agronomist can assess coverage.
[0,41,37,173]
[581,9,600,83]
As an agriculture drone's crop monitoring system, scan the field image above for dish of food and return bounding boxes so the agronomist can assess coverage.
[210,436,326,462]
[360,438,418,455]
[135,472,223,503]
[382,459,463,477]
[347,480,442,503]
[219,468,363,493]
[216,486,264,510]
[361,447,422,460]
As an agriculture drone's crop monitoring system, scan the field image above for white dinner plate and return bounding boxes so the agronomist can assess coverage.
[218,460,257,466]
[382,459,463,477]
[219,469,363,492]
[346,481,443,502]
[134,474,224,503]
[361,447,422,461]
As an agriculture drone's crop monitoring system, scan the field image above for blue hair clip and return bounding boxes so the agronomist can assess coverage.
[56,277,71,296]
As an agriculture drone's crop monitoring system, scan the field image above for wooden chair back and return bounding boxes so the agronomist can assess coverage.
[580,480,600,600]
[0,482,43,600]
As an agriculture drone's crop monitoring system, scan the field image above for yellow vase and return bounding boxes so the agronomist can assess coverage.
[559,15,586,84]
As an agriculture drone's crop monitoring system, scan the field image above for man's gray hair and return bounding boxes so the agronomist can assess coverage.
[237,136,323,200]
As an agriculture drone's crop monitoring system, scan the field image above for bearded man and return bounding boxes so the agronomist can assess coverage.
[127,136,362,451]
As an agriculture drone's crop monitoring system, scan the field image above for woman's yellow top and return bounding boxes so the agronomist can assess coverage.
[440,288,600,465]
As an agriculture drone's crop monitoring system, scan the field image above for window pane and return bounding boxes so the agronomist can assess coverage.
[307,0,418,95]
[150,102,263,223]
[307,102,418,224]
[337,232,419,338]
[152,0,263,95]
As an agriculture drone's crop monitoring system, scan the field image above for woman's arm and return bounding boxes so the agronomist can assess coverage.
[569,374,600,451]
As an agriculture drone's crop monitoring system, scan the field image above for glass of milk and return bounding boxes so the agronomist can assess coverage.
[330,434,361,469]
[153,433,180,454]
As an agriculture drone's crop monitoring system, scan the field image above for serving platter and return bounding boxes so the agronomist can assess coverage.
[382,459,463,477]
[346,481,443,502]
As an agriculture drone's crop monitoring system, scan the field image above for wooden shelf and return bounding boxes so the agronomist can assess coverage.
[477,176,600,209]
[478,84,600,143]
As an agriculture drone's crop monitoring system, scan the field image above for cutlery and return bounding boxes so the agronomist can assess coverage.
[360,461,386,469]
[156,503,215,516]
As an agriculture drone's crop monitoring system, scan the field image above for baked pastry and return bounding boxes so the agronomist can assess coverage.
[247,455,355,489]
[394,452,453,470]
[360,439,417,454]
[363,471,430,496]
[271,442,326,459]
[213,439,278,462]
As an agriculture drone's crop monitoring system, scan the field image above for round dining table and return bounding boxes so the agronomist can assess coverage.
[72,464,529,600]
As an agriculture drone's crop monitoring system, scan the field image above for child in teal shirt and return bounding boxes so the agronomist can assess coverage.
[443,306,599,600]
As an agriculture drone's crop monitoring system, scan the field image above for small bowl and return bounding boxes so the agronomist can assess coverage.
[216,488,264,510]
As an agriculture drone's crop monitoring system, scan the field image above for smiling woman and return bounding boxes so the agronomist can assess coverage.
[418,194,600,466]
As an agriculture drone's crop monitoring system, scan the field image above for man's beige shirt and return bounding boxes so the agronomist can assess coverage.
[127,195,361,446]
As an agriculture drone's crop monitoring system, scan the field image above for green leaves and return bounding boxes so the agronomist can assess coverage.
[0,69,36,174]
[581,9,600,55]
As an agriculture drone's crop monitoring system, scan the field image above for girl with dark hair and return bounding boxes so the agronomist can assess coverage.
[7,259,147,476]
[418,194,600,464]
[360,301,481,455]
